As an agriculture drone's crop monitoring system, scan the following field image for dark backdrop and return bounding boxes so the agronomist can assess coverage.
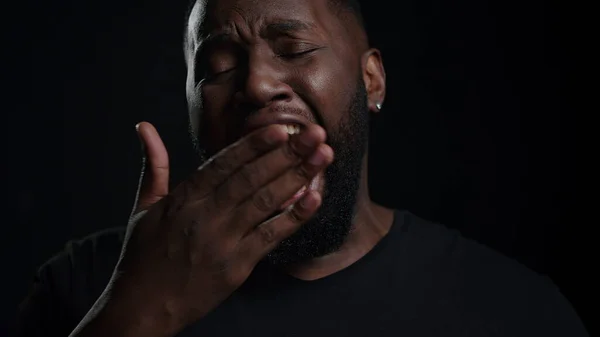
[4,0,589,334]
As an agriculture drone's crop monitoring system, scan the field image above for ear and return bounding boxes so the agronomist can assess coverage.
[361,49,386,113]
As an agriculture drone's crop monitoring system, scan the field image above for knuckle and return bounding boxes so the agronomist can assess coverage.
[287,207,304,223]
[294,164,312,181]
[256,224,278,245]
[252,189,275,212]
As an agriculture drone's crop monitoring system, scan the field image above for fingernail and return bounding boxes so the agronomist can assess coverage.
[135,123,146,154]
[300,192,318,208]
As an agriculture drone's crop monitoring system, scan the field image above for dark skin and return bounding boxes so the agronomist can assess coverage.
[69,1,392,336]
[185,0,393,279]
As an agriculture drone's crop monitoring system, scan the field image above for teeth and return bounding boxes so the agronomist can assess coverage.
[283,124,301,135]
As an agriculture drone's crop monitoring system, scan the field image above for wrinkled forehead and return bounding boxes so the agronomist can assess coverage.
[187,0,332,46]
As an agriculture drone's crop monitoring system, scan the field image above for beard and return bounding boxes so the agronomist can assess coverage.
[189,78,370,267]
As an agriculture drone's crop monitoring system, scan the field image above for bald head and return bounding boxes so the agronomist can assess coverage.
[182,0,384,142]
[325,0,367,33]
[183,0,369,59]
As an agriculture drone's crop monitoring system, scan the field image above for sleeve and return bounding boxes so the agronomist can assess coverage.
[16,264,76,337]
[455,234,591,337]
[13,227,127,337]
[489,272,591,337]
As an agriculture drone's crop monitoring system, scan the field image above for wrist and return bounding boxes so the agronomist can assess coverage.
[78,279,186,337]
[80,295,181,337]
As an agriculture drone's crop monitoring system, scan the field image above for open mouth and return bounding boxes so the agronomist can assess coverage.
[281,123,301,135]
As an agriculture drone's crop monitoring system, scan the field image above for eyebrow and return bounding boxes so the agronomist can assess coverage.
[198,19,315,46]
[261,19,315,38]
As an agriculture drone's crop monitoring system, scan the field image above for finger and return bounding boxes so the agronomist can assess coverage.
[180,124,290,197]
[135,121,170,212]
[211,124,327,211]
[238,190,322,264]
[229,142,333,236]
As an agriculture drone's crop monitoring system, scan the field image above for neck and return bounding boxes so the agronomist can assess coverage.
[284,154,395,281]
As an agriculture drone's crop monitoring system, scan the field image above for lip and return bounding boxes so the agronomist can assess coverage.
[243,112,314,137]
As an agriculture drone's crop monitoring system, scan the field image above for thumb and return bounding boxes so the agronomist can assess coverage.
[133,121,170,214]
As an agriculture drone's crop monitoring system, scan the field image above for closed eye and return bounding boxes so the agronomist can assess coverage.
[200,67,236,84]
[277,48,320,59]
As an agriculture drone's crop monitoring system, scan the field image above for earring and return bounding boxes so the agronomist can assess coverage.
[376,102,383,110]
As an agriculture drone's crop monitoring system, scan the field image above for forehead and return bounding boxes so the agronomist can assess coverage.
[187,0,336,44]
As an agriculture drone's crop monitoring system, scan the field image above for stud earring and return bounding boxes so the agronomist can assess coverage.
[376,102,383,110]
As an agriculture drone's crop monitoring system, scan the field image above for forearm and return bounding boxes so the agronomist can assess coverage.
[70,307,177,337]
[69,283,183,337]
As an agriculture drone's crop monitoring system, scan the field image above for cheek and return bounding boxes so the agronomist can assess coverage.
[201,84,231,113]
[292,57,356,128]
[198,84,236,153]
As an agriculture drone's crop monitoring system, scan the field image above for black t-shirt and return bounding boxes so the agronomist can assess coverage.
[15,210,589,337]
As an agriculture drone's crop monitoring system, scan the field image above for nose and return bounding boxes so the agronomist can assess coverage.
[234,53,293,110]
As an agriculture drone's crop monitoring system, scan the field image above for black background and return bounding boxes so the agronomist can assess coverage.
[4,0,589,334]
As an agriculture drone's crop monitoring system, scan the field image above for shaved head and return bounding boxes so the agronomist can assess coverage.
[183,0,369,63]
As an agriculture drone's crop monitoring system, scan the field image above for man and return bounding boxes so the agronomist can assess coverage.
[15,0,588,336]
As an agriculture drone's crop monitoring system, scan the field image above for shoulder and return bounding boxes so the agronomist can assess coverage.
[395,210,553,289]
[41,226,125,302]
[22,227,126,323]
[44,226,126,269]
[393,210,589,336]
